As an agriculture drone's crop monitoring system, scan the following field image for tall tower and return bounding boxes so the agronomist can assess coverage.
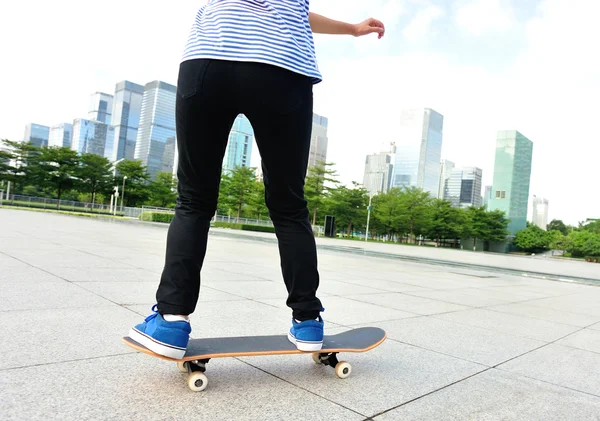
[532,196,549,230]
[391,108,443,196]
[444,167,483,208]
[88,92,114,125]
[23,123,50,148]
[48,123,73,148]
[133,81,177,179]
[438,159,455,199]
[308,113,329,169]
[72,119,114,157]
[488,130,534,235]
[111,81,145,161]
[223,114,254,172]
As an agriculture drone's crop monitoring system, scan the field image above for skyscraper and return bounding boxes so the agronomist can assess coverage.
[111,81,145,161]
[438,159,455,199]
[363,148,394,197]
[391,108,443,196]
[48,123,73,148]
[23,123,50,148]
[532,196,549,230]
[134,81,177,179]
[483,185,492,208]
[308,113,328,169]
[72,118,114,157]
[223,114,254,172]
[89,92,114,125]
[444,167,483,208]
[488,130,534,235]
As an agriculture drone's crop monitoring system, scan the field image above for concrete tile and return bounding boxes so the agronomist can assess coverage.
[239,339,486,416]
[203,280,289,300]
[2,281,111,311]
[258,296,418,326]
[488,302,600,327]
[590,323,600,331]
[435,309,580,342]
[0,266,64,283]
[43,267,155,282]
[500,344,600,397]
[527,295,600,317]
[471,285,557,301]
[557,329,600,354]
[0,306,139,370]
[407,289,511,307]
[0,354,363,421]
[0,254,30,269]
[372,317,545,366]
[378,369,600,421]
[75,282,246,305]
[316,279,395,296]
[345,292,470,315]
[341,278,430,293]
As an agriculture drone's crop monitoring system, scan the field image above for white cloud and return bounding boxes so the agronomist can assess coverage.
[402,5,444,42]
[455,0,514,35]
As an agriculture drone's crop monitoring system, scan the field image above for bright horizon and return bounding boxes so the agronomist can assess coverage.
[1,0,598,225]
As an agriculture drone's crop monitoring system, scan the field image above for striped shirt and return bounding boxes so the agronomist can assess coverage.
[182,0,322,83]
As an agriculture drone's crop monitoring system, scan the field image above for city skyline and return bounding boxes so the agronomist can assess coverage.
[1,0,598,224]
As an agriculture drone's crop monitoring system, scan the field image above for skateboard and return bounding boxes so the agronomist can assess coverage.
[122,327,386,392]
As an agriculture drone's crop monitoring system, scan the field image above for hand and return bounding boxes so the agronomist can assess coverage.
[353,18,385,39]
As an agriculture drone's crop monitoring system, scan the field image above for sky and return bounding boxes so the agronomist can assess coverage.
[0,0,598,225]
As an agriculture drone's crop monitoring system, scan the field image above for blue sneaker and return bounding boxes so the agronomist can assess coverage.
[288,316,324,352]
[129,305,191,359]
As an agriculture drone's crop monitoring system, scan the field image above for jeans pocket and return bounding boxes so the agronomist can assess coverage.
[177,59,211,100]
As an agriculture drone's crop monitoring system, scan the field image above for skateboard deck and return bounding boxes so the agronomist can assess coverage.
[122,327,386,391]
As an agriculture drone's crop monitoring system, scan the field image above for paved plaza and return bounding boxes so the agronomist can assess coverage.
[1,209,600,420]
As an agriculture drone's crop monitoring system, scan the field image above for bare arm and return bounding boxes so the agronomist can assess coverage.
[309,13,385,39]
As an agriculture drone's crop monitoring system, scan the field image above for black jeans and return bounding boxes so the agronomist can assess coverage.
[156,59,323,321]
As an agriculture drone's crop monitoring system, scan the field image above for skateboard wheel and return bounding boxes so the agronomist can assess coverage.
[177,361,187,373]
[335,362,352,379]
[312,353,322,364]
[187,372,208,392]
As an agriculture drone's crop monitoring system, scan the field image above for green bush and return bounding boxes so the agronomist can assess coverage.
[139,212,174,223]
[241,224,275,233]
[211,221,275,233]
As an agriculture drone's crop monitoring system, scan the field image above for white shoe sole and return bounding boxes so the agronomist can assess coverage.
[129,328,187,360]
[288,332,323,352]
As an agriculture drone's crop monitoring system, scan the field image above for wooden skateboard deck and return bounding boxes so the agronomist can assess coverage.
[122,327,386,391]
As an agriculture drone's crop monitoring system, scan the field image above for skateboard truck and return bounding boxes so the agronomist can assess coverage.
[177,359,211,392]
[312,353,352,379]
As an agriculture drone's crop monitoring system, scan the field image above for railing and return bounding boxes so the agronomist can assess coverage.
[1,193,328,233]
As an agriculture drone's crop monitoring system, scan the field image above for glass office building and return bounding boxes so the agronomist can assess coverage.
[72,119,114,157]
[223,114,254,172]
[391,108,443,196]
[308,113,329,170]
[532,195,549,230]
[444,167,483,208]
[23,123,50,148]
[111,81,144,161]
[88,92,113,125]
[363,152,393,196]
[488,130,534,235]
[134,81,177,179]
[48,123,73,148]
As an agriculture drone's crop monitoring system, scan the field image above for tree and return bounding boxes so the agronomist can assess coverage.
[399,187,433,243]
[322,182,368,236]
[582,235,600,257]
[547,219,568,235]
[514,225,552,252]
[485,210,510,242]
[426,199,467,245]
[463,207,509,250]
[304,162,339,225]
[371,188,407,240]
[77,153,113,205]
[0,148,12,179]
[0,139,41,192]
[115,160,150,207]
[220,166,257,220]
[148,172,177,208]
[34,147,79,203]
[246,181,269,220]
